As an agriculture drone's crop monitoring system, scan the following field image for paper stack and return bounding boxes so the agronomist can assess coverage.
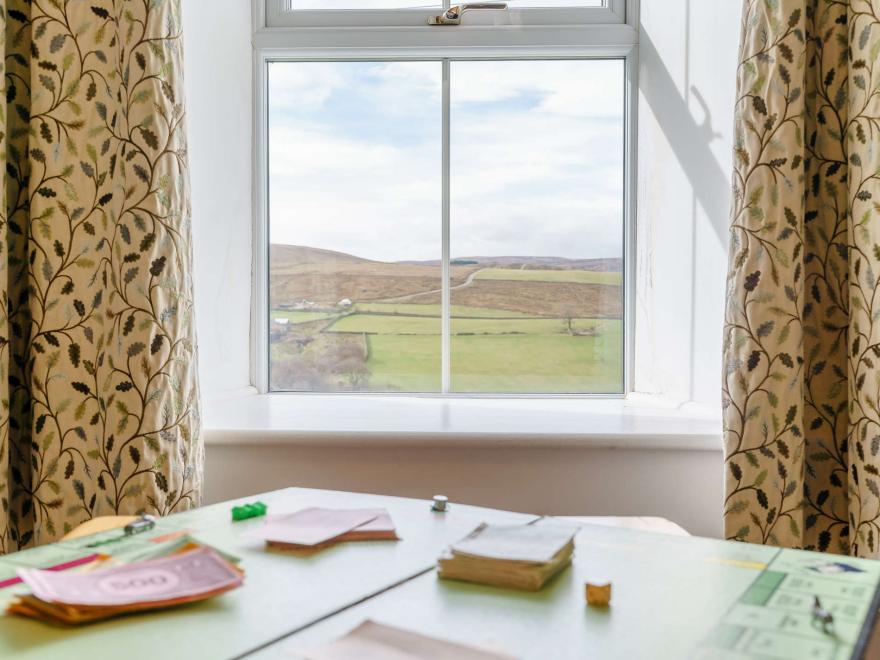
[438,520,577,591]
[8,545,243,624]
[248,507,399,550]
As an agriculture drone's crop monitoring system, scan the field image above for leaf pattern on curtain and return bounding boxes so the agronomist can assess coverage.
[0,0,202,553]
[724,0,880,556]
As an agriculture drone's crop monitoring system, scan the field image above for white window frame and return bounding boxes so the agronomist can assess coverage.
[251,0,640,397]
[264,0,626,28]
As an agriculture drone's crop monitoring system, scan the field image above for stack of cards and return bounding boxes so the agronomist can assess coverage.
[438,519,577,591]
[247,507,399,550]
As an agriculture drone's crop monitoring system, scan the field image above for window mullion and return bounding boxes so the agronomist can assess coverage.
[441,58,451,394]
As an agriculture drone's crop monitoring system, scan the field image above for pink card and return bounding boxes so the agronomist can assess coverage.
[247,508,381,547]
[17,546,242,607]
[302,620,516,660]
[342,509,396,535]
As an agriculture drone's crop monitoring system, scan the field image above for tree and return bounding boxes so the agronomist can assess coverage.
[562,306,577,335]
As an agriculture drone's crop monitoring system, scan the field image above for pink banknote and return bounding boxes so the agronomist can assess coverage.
[17,546,243,607]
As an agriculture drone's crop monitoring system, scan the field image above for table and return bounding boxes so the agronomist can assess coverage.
[0,488,533,659]
[0,488,878,659]
[255,525,880,660]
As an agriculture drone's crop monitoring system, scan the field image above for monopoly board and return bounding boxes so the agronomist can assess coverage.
[697,548,880,659]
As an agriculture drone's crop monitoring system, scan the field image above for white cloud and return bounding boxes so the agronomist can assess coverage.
[449,61,623,259]
[450,60,623,117]
[268,59,624,262]
[270,124,441,260]
[270,61,440,118]
[268,62,343,112]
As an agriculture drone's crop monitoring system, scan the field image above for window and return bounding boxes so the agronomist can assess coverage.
[254,0,637,395]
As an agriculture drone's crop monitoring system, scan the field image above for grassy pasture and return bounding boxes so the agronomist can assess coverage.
[451,332,623,392]
[355,302,534,318]
[323,314,623,392]
[268,245,624,393]
[475,268,623,285]
[329,315,440,335]
[362,324,622,393]
[365,335,441,391]
[327,313,612,336]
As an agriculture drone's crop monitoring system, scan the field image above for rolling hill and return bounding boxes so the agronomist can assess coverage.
[269,244,622,317]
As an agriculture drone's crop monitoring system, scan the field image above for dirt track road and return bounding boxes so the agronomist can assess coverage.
[380,268,486,304]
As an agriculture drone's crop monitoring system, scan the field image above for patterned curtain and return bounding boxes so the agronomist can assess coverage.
[724,0,880,556]
[0,1,202,553]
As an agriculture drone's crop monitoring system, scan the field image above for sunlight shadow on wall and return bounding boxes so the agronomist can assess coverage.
[638,30,731,243]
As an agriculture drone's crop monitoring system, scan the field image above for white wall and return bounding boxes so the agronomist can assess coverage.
[205,444,723,537]
[183,0,253,396]
[182,1,738,539]
[634,0,740,407]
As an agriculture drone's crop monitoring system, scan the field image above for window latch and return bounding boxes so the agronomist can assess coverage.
[427,3,507,25]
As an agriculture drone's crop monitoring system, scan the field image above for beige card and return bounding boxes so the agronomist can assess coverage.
[300,620,516,660]
[451,521,577,563]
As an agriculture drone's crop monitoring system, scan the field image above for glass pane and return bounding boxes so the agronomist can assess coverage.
[449,60,625,393]
[268,62,442,392]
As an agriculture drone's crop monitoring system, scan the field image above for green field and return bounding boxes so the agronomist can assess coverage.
[364,335,441,392]
[329,314,440,335]
[272,307,623,393]
[474,268,623,285]
[328,313,612,336]
[363,324,622,393]
[355,303,534,318]
[272,303,540,325]
[269,252,624,393]
[452,332,622,392]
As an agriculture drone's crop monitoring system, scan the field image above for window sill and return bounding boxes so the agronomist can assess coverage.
[203,390,722,451]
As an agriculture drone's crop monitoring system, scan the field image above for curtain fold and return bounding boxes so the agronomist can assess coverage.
[724,0,880,556]
[0,0,202,553]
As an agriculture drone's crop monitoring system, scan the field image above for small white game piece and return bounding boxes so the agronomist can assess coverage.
[432,495,449,512]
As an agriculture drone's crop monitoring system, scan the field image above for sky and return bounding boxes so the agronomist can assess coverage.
[268,59,624,262]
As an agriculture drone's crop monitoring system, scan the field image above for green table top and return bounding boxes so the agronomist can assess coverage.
[0,488,533,660]
[1,489,879,660]
[249,522,880,660]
